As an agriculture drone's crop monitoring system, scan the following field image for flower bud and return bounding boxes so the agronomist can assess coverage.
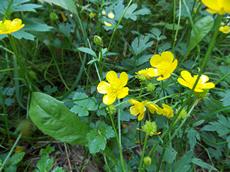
[146,83,155,92]
[89,12,96,18]
[178,108,188,119]
[141,121,160,136]
[94,35,103,47]
[144,156,152,166]
[106,105,116,115]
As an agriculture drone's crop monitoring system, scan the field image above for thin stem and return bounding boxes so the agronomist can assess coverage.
[0,133,22,171]
[108,0,133,50]
[138,135,148,172]
[117,99,126,172]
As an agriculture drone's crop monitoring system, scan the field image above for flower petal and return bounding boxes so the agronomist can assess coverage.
[138,112,145,121]
[106,71,118,83]
[97,81,110,94]
[200,75,209,83]
[103,94,116,105]
[119,72,128,86]
[202,82,215,89]
[177,78,190,88]
[181,70,193,81]
[161,51,174,62]
[150,54,162,67]
[130,106,139,116]
[117,87,129,99]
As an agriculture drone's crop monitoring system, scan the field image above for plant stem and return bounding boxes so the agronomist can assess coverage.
[138,135,148,172]
[0,133,22,171]
[117,99,126,172]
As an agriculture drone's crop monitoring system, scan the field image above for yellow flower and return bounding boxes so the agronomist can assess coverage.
[97,71,129,105]
[177,70,215,92]
[144,101,160,114]
[0,18,24,35]
[150,51,178,81]
[158,104,174,118]
[129,99,146,121]
[136,68,155,80]
[219,26,230,34]
[201,0,230,15]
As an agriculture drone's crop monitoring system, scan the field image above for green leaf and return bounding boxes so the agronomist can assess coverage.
[87,121,115,154]
[163,146,177,164]
[192,158,217,171]
[70,104,89,117]
[87,130,106,154]
[202,115,230,137]
[29,92,90,145]
[41,0,77,14]
[77,47,97,57]
[131,35,153,55]
[187,128,200,150]
[7,152,25,166]
[219,90,230,107]
[187,16,214,53]
[174,151,193,172]
[124,3,150,21]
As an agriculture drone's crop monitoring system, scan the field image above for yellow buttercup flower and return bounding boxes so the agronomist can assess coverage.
[136,68,155,80]
[219,26,230,34]
[129,99,146,121]
[97,71,129,105]
[201,0,230,15]
[0,18,24,35]
[177,70,215,92]
[158,104,174,118]
[150,51,178,81]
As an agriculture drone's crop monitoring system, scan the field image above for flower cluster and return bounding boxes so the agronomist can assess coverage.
[0,18,24,35]
[129,99,174,121]
[97,51,215,122]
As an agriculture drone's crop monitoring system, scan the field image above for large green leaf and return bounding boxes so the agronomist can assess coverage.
[41,0,77,14]
[187,16,214,53]
[29,92,89,145]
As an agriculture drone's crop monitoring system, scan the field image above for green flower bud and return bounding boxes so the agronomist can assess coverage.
[50,12,58,22]
[106,105,116,115]
[144,156,152,166]
[89,12,96,18]
[141,121,159,136]
[94,35,103,47]
[146,83,155,92]
[178,108,188,119]
[195,90,208,98]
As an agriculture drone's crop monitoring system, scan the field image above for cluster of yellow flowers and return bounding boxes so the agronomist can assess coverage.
[129,99,173,121]
[0,18,24,35]
[202,0,230,15]
[97,51,215,121]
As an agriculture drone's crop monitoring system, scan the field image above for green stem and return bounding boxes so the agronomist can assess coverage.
[0,133,22,171]
[138,135,148,172]
[117,99,126,172]
[108,0,133,50]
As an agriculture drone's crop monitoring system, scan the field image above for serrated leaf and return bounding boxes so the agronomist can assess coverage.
[131,35,153,55]
[187,128,200,150]
[188,16,214,53]
[29,92,90,145]
[174,151,193,172]
[87,130,106,154]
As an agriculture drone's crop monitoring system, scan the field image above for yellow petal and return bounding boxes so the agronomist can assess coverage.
[129,99,139,105]
[130,106,139,116]
[119,72,128,86]
[117,87,129,99]
[103,94,116,105]
[106,71,118,83]
[97,81,110,94]
[108,11,115,19]
[157,73,171,81]
[161,51,174,62]
[200,75,209,83]
[181,70,193,81]
[177,78,190,88]
[150,54,162,67]
[138,112,145,121]
[202,82,215,89]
